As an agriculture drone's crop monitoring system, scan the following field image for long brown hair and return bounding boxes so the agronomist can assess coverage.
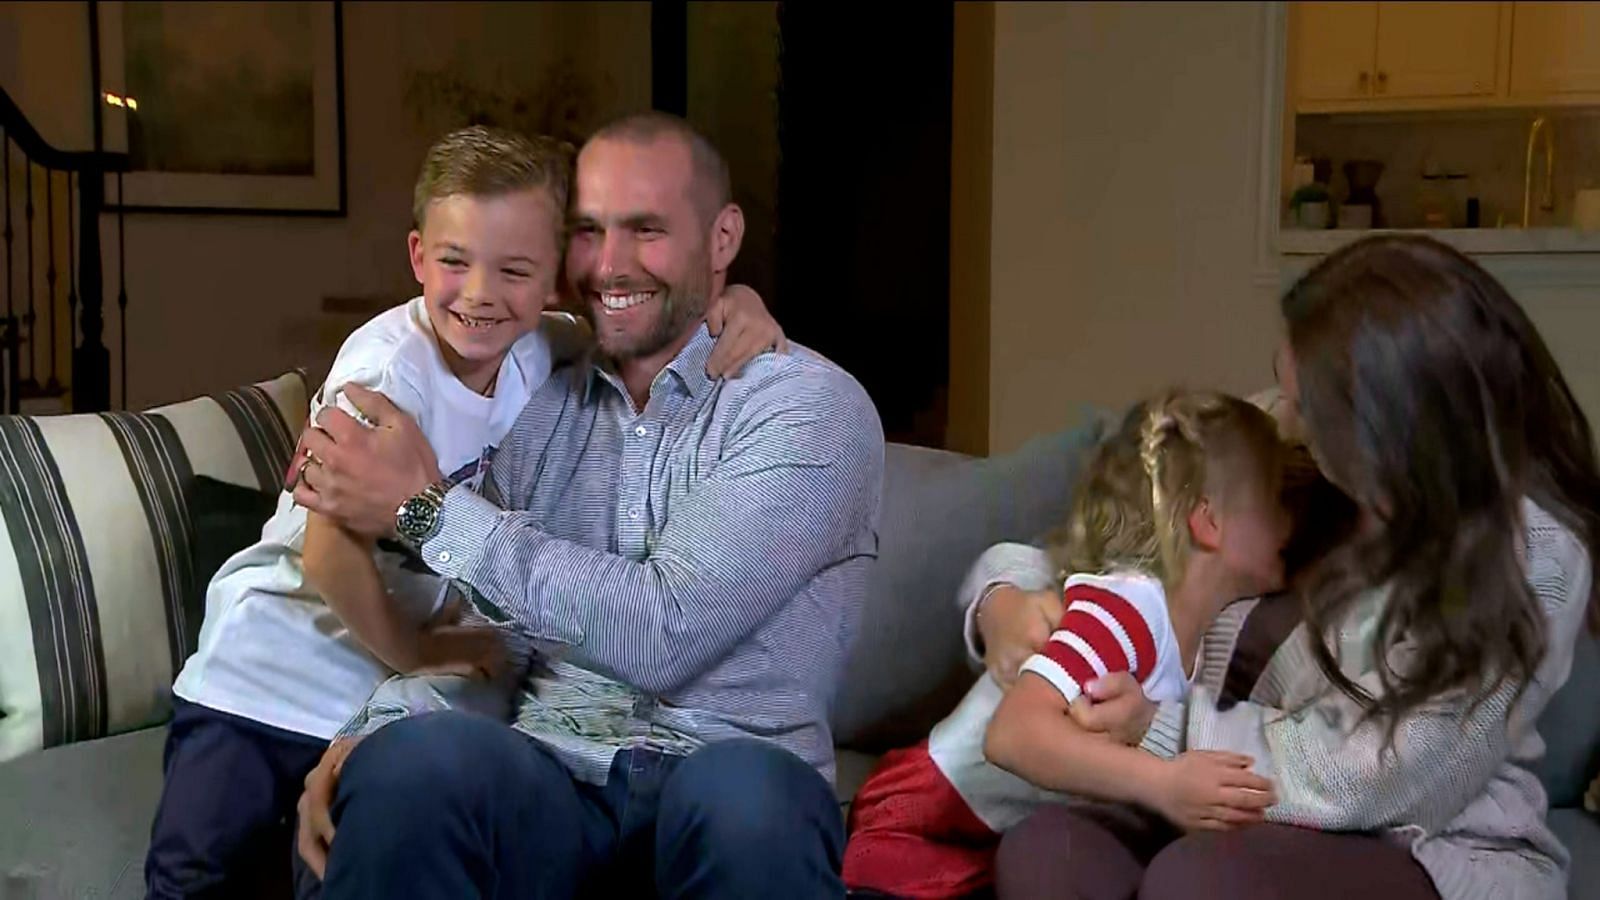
[1282,235,1600,732]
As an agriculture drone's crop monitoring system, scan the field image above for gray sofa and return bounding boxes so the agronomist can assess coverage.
[2,417,1597,898]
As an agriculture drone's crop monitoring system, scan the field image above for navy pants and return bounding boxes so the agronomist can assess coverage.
[315,712,846,899]
[145,696,328,899]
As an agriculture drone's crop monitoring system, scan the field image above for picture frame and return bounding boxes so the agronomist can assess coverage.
[94,0,346,216]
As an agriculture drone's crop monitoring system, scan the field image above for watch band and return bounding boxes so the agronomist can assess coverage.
[396,480,450,550]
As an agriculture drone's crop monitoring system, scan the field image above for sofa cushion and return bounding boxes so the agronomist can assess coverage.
[0,372,308,763]
[0,726,164,900]
[187,475,281,634]
[1548,808,1600,900]
[1531,626,1600,809]
[830,422,1103,752]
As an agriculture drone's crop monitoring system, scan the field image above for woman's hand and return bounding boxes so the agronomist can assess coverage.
[1148,750,1276,832]
[705,284,788,378]
[1068,671,1158,745]
[978,586,1062,688]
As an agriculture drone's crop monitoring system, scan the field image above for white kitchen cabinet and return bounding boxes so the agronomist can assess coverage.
[1373,2,1502,100]
[1291,1,1600,111]
[1293,2,1379,102]
[1510,2,1600,97]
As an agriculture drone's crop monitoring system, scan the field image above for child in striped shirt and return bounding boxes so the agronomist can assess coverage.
[844,390,1292,899]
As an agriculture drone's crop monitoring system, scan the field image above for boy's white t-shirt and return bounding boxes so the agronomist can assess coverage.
[172,296,552,740]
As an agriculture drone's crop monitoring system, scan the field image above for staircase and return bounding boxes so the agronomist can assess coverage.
[0,84,125,415]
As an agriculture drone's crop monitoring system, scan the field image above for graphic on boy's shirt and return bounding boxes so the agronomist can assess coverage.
[443,446,497,491]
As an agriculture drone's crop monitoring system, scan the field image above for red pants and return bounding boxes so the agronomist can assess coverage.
[844,741,1002,899]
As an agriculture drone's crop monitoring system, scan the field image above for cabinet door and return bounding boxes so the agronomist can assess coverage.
[1293,2,1379,102]
[1510,2,1600,96]
[1374,2,1502,99]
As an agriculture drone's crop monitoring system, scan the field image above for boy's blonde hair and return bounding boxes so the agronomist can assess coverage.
[411,125,574,233]
[1051,391,1284,589]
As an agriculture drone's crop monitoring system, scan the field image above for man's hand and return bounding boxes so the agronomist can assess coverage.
[1067,671,1158,746]
[705,284,788,379]
[296,736,362,880]
[289,385,442,538]
[1146,750,1276,832]
[978,586,1062,689]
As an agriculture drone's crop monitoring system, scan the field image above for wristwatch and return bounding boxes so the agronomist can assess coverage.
[395,480,450,550]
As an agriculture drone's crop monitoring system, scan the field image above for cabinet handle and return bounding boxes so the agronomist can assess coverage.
[1377,71,1388,92]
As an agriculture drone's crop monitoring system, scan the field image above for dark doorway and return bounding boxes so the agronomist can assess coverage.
[773,3,954,448]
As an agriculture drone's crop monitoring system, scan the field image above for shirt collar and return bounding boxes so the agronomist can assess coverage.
[583,323,716,405]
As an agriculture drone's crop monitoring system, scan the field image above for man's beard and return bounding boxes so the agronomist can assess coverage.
[587,257,713,363]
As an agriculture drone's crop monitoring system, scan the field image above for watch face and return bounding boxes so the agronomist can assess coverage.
[398,496,436,541]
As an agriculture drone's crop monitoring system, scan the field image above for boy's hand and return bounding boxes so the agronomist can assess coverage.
[414,625,510,681]
[1149,751,1276,832]
[705,284,787,378]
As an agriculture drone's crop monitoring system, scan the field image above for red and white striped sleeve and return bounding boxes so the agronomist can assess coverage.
[1017,582,1159,704]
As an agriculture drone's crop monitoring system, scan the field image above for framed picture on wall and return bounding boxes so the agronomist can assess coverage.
[95,0,346,216]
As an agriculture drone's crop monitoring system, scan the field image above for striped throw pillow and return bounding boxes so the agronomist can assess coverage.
[0,371,308,762]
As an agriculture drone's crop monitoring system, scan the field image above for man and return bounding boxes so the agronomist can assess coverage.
[290,112,884,898]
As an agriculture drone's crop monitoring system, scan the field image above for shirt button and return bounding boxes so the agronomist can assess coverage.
[437,550,452,564]
[629,507,640,519]
[634,425,647,437]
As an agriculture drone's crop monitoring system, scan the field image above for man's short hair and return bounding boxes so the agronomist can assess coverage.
[587,112,731,221]
[412,125,574,231]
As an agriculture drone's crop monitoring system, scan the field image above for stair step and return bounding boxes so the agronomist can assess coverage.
[14,379,68,400]
[17,394,69,416]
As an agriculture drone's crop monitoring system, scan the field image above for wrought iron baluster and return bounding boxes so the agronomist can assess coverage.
[45,169,58,394]
[23,161,35,392]
[117,172,126,410]
[3,133,13,412]
[67,171,77,354]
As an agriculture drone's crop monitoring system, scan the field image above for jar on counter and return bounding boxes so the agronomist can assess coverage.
[1418,172,1470,229]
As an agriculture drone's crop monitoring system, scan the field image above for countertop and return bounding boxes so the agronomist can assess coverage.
[1280,227,1600,256]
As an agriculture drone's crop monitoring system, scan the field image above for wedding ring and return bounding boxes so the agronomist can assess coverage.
[293,455,315,489]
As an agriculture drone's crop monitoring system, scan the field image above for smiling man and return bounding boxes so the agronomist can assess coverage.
[289,113,884,899]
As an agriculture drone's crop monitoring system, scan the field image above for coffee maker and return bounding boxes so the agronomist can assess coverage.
[1341,159,1385,228]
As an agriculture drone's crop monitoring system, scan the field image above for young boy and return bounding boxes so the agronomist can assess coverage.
[145,126,781,898]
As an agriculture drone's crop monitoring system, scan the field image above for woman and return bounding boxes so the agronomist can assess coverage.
[963,235,1599,900]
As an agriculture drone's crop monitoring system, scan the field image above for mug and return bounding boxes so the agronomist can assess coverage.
[1574,189,1600,232]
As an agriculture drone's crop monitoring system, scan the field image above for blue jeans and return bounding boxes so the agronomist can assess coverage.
[315,712,845,899]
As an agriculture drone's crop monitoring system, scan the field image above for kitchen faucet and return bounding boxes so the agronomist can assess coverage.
[1523,116,1555,228]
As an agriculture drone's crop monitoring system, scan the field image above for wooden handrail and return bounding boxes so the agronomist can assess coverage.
[0,86,127,174]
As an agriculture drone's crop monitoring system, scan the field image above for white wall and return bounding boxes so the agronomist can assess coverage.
[984,2,1282,454]
[2,1,651,409]
[979,1,1600,454]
